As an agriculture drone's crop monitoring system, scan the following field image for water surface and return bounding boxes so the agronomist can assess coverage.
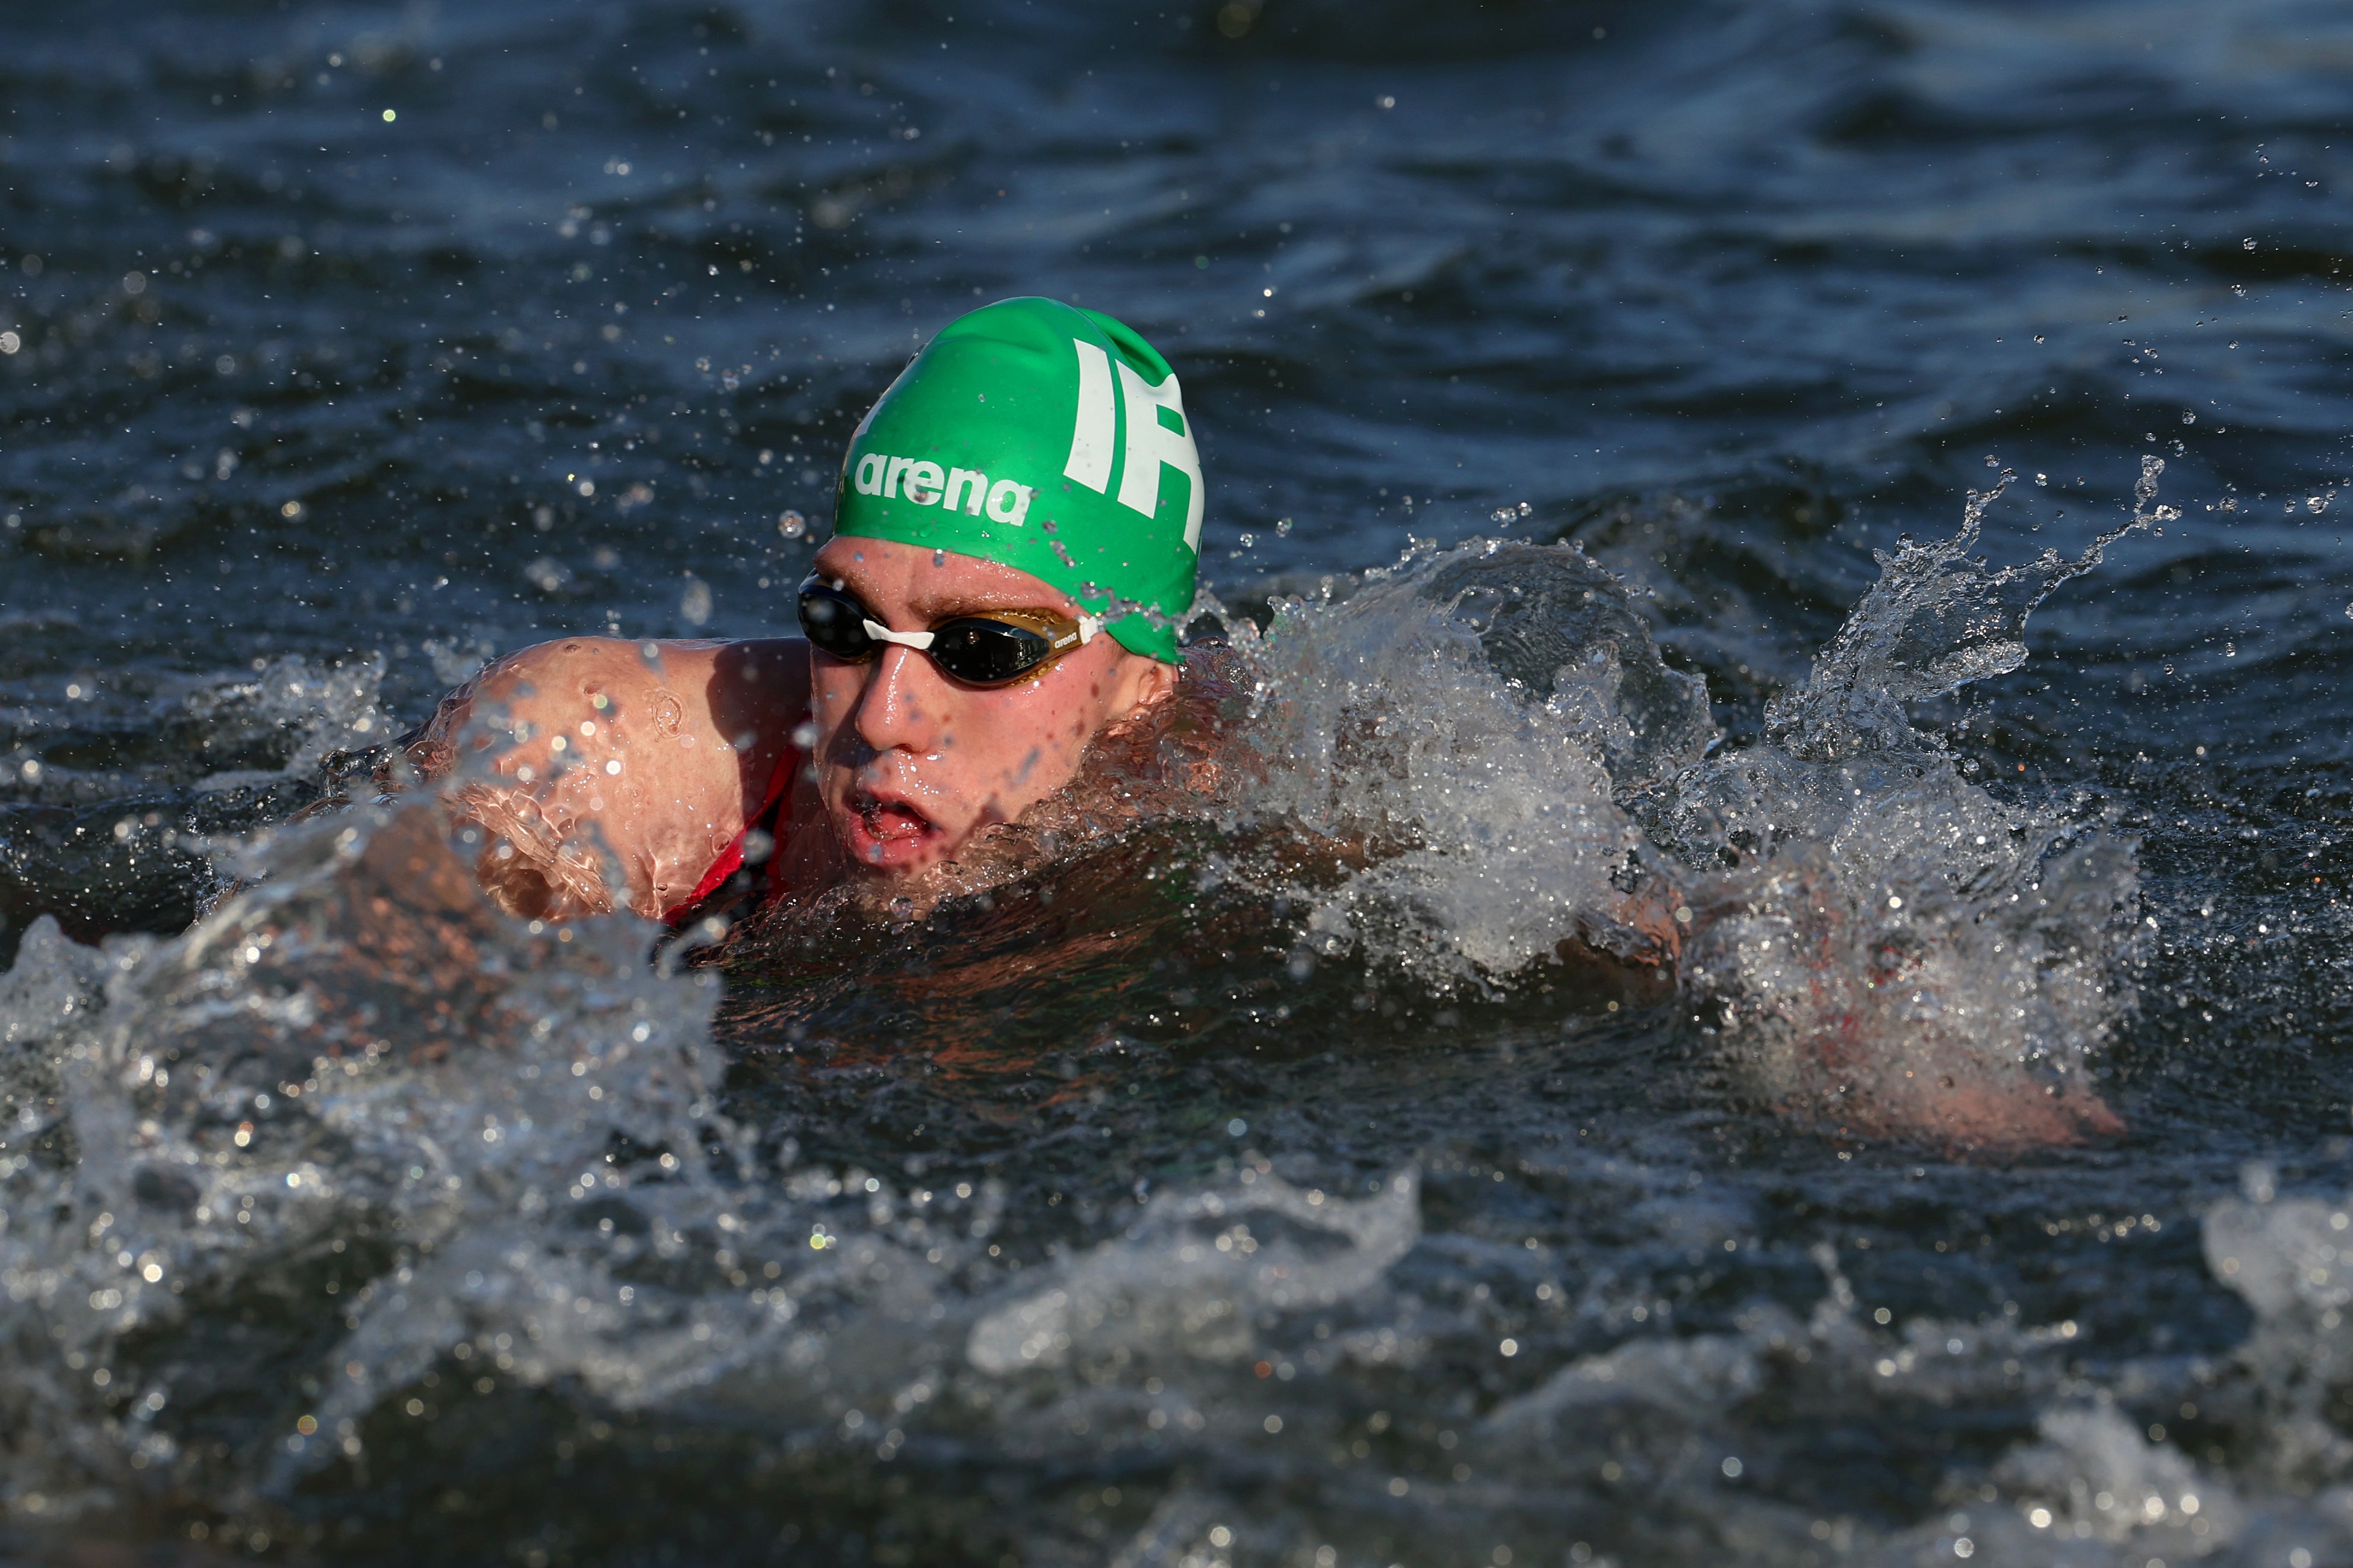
[5,2,2353,1564]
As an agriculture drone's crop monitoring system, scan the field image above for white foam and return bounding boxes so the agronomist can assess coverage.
[1227,542,1699,985]
[176,652,392,780]
[968,1169,1420,1374]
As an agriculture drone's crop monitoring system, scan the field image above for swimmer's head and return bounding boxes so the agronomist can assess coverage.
[803,531,1177,879]
[831,297,1203,663]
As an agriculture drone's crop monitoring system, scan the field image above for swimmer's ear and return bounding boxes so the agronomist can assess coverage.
[1123,654,1181,715]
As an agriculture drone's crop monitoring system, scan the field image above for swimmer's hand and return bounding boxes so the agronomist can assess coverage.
[1677,872,2125,1154]
[1902,1077,2125,1153]
[1595,875,2122,1153]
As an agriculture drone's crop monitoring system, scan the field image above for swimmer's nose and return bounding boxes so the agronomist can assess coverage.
[849,642,944,754]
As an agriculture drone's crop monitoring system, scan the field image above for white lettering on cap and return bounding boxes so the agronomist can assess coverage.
[1115,359,1203,552]
[1065,340,1117,494]
[986,479,1032,526]
[855,452,1025,522]
[903,460,946,505]
[944,467,989,514]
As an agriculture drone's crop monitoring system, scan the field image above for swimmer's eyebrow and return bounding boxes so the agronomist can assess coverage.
[823,567,1073,623]
[902,585,1076,619]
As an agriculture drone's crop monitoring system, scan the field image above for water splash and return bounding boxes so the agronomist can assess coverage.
[0,803,736,1519]
[968,1170,1419,1373]
[0,654,394,961]
[0,803,1419,1551]
[1762,457,2172,765]
[1229,541,1706,986]
[1653,461,2174,1146]
[1192,466,2164,1144]
[176,653,391,784]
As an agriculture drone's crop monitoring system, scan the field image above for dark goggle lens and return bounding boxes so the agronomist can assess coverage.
[797,585,874,659]
[797,580,1065,686]
[927,618,1056,685]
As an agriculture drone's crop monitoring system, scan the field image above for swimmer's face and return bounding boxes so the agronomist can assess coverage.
[804,535,1176,879]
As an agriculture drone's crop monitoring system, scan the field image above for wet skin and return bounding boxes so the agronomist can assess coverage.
[415,537,1175,919]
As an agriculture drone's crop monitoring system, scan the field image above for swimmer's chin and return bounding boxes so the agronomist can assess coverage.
[820,811,991,893]
[823,815,1058,924]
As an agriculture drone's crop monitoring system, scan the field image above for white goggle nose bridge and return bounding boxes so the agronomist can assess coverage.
[859,614,1101,653]
[861,618,935,652]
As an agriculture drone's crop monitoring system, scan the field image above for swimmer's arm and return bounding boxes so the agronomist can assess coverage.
[397,638,781,920]
[392,648,636,919]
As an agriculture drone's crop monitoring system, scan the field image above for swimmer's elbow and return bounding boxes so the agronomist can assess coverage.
[472,834,622,922]
[395,642,584,788]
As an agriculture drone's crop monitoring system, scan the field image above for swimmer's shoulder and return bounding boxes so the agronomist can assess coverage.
[417,636,805,775]
[469,635,806,718]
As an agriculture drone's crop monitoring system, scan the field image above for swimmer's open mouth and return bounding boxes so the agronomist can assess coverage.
[852,791,936,844]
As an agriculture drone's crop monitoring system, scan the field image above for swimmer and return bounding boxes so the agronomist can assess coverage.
[400,297,1196,925]
[397,295,1681,975]
[387,295,2124,1149]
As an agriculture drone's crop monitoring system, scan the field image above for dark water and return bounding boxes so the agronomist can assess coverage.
[6,2,2353,1564]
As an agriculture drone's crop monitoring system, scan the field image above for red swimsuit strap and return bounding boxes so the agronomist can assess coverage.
[662,739,804,926]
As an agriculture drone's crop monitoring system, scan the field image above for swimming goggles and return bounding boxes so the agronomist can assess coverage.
[797,576,1102,687]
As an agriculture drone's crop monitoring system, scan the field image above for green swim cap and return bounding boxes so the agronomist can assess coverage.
[832,297,1203,662]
